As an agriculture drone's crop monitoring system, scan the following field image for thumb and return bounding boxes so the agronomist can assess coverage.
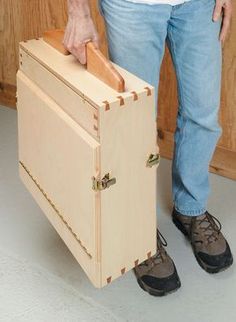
[213,1,222,21]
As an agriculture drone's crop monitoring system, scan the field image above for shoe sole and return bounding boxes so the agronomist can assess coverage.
[172,215,233,274]
[133,267,181,297]
[136,276,181,297]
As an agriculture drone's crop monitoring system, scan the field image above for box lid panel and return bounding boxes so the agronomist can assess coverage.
[17,71,100,260]
[19,48,99,140]
[19,39,154,108]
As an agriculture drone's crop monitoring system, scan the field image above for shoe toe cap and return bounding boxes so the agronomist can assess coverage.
[198,242,233,268]
[141,267,181,293]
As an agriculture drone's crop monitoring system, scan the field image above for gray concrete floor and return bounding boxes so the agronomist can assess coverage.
[0,105,236,322]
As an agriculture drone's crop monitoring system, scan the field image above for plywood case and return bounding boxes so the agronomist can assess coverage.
[17,39,159,288]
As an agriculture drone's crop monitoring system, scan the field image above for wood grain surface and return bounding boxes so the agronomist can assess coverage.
[0,0,235,179]
[43,29,125,92]
[17,42,157,286]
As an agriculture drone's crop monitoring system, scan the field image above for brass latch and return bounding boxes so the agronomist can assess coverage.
[92,173,116,191]
[146,153,160,168]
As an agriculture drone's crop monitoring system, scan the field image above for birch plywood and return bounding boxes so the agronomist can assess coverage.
[17,38,158,287]
[19,48,99,139]
[99,92,157,285]
[18,164,100,286]
[17,72,100,266]
[19,39,153,107]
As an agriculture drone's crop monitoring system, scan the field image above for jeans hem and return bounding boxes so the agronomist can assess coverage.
[174,205,206,216]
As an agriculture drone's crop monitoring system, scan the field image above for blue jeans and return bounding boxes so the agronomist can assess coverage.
[98,0,222,216]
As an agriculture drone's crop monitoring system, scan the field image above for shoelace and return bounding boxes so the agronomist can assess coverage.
[157,229,168,247]
[143,229,168,267]
[193,211,222,245]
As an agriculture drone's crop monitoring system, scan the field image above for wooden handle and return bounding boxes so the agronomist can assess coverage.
[43,29,125,92]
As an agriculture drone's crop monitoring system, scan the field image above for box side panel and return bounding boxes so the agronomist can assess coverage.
[17,71,102,287]
[19,48,99,140]
[99,91,158,286]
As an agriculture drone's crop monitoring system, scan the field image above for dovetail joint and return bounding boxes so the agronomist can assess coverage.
[117,96,125,106]
[131,91,138,101]
[147,251,152,259]
[19,160,92,259]
[144,87,152,96]
[107,276,112,284]
[102,100,110,111]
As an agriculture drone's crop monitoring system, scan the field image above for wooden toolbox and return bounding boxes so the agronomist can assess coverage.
[16,34,160,288]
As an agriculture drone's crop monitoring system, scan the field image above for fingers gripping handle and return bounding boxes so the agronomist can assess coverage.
[43,29,125,93]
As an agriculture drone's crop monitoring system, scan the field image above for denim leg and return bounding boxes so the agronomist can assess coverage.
[167,0,223,216]
[98,0,171,108]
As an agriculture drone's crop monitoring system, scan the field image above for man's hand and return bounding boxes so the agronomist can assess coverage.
[63,0,99,64]
[213,0,233,44]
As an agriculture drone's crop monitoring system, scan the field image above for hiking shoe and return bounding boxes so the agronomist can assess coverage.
[172,207,233,273]
[133,229,181,296]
